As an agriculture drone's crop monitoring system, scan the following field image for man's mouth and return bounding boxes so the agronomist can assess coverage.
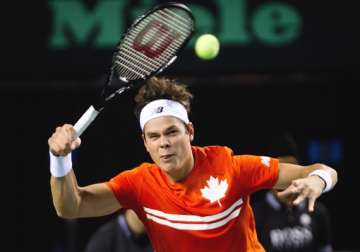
[160,154,174,160]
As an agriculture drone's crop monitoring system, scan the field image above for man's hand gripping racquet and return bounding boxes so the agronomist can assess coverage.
[73,2,195,136]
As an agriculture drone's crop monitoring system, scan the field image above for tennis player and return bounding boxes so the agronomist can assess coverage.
[48,77,338,252]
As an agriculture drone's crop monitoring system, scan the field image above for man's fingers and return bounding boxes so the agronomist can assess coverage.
[276,187,292,198]
[308,197,316,212]
[64,124,77,141]
[49,141,61,156]
[277,180,303,198]
[71,137,81,150]
[49,124,78,156]
[293,193,306,206]
[276,177,323,212]
[293,184,312,205]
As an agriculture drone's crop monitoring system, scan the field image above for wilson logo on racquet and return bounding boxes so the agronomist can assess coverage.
[133,20,180,58]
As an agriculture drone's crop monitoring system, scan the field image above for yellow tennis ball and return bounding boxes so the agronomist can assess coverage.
[195,34,220,60]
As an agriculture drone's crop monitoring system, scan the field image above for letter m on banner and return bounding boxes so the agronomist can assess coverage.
[49,0,126,48]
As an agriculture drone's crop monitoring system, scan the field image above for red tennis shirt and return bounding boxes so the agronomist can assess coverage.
[107,145,279,252]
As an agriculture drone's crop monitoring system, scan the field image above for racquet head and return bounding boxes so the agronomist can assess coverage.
[112,2,195,83]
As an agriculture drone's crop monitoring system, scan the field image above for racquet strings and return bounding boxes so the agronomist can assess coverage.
[114,6,194,81]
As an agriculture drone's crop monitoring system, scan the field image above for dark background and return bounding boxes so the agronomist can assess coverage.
[4,0,359,251]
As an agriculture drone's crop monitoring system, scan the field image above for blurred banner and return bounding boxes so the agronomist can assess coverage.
[5,0,358,80]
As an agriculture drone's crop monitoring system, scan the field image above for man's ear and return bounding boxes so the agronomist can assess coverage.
[186,122,194,142]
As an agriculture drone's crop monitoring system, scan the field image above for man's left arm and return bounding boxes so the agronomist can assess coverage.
[273,163,338,211]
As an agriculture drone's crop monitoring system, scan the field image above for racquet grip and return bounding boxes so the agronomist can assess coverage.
[73,105,100,137]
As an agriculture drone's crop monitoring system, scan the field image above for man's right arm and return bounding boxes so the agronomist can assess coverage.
[48,124,121,219]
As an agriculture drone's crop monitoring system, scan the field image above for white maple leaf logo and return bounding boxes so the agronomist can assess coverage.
[200,176,228,206]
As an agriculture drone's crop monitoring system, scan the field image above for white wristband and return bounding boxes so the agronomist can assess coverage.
[308,170,332,193]
[49,151,72,177]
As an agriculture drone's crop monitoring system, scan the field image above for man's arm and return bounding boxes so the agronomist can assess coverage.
[273,162,337,211]
[49,124,121,219]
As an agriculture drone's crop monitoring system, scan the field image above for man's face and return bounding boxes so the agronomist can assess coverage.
[142,116,194,176]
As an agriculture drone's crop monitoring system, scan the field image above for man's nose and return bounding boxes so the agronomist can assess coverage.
[160,136,170,147]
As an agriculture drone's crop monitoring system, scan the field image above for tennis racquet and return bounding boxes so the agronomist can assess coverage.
[73,2,195,137]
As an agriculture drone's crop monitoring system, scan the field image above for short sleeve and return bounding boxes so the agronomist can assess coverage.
[233,155,279,194]
[106,169,140,209]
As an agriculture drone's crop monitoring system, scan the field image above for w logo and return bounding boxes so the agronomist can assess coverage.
[132,20,180,58]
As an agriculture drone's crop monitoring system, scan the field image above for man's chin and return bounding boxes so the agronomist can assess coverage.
[160,164,175,172]
[159,162,180,174]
